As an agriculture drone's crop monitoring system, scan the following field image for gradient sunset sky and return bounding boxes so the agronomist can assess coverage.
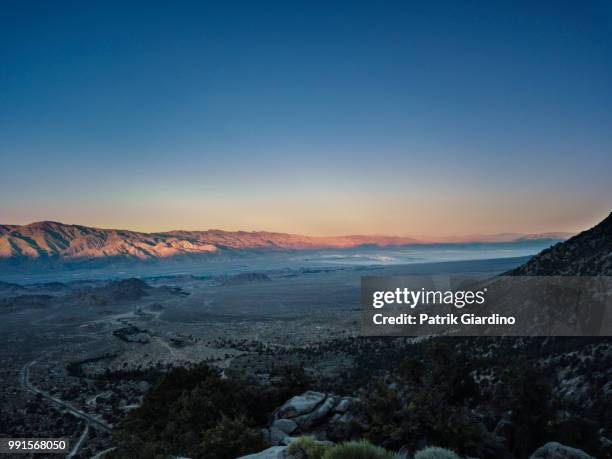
[1,1,611,237]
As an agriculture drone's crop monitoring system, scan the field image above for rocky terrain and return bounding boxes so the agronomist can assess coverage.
[106,330,610,459]
[508,212,612,275]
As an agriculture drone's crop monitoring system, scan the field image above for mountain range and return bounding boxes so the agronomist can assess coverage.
[0,221,572,264]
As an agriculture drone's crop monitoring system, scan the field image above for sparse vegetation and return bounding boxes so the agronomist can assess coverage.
[194,415,267,459]
[322,440,397,459]
[111,363,310,459]
[288,436,331,459]
[359,341,503,457]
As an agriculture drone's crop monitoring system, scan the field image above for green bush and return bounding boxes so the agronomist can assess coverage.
[360,342,501,457]
[322,440,398,459]
[287,436,331,459]
[414,446,461,459]
[195,415,267,458]
[112,363,310,458]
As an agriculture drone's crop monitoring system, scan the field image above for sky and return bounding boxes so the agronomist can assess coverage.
[1,1,611,237]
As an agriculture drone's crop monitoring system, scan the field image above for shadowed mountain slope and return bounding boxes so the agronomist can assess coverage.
[508,212,612,275]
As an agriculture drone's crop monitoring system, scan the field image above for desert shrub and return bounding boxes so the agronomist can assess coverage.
[414,446,460,459]
[112,363,308,459]
[270,363,311,395]
[288,436,331,459]
[363,342,486,452]
[360,342,508,458]
[420,341,478,406]
[322,440,397,459]
[194,415,266,458]
[501,360,552,458]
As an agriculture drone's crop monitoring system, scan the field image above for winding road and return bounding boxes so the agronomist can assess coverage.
[20,359,112,456]
[67,423,89,458]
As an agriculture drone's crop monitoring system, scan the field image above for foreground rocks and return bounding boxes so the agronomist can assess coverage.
[266,391,359,445]
[237,391,359,458]
[529,442,595,459]
[240,392,598,459]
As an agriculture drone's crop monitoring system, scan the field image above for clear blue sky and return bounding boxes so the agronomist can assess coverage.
[1,1,611,236]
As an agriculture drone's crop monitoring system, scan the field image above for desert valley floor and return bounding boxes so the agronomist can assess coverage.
[0,257,528,457]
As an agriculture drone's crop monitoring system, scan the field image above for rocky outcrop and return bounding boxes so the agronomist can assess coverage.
[529,442,595,459]
[263,391,359,447]
[275,391,327,419]
[271,419,298,435]
[282,394,339,430]
[245,390,360,459]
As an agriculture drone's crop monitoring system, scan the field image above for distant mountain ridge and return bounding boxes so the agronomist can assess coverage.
[0,221,423,261]
[0,220,570,264]
[508,212,612,275]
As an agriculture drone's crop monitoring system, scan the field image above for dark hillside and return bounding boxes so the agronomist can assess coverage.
[508,212,612,275]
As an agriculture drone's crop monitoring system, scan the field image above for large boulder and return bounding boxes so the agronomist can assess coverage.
[529,442,595,459]
[272,418,299,435]
[291,395,338,429]
[334,397,352,413]
[271,391,360,442]
[275,391,327,419]
[237,446,288,459]
[269,427,290,446]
